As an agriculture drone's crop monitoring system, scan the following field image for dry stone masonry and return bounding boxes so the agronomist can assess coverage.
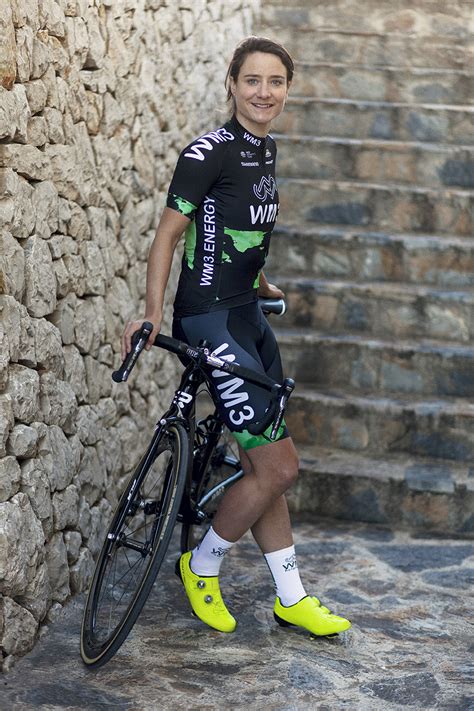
[0,0,260,668]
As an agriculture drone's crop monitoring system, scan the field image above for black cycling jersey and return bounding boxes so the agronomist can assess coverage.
[166,115,279,317]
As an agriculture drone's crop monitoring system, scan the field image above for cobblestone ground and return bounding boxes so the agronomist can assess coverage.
[2,518,473,711]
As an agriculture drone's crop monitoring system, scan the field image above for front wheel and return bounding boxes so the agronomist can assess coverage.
[81,421,189,668]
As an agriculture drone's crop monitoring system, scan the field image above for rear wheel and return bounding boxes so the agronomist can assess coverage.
[81,421,189,668]
[180,424,242,552]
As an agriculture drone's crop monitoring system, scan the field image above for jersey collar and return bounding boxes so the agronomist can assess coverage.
[229,115,267,148]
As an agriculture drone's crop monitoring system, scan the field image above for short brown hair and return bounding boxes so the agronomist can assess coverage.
[225,36,294,102]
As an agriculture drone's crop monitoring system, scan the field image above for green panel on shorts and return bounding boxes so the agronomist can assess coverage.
[232,419,287,451]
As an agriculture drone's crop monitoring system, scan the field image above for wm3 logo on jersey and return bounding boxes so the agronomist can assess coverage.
[250,175,278,224]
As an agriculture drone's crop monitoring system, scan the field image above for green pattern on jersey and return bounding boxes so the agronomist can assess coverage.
[224,228,266,253]
[184,221,197,269]
[172,194,197,217]
[232,419,287,451]
[222,252,232,263]
[253,272,261,288]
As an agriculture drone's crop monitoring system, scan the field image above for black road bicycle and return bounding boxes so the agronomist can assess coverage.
[80,299,294,668]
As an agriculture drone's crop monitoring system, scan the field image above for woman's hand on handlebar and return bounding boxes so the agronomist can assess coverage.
[258,282,285,299]
[121,317,161,360]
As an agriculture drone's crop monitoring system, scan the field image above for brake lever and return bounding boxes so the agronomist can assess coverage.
[270,378,295,440]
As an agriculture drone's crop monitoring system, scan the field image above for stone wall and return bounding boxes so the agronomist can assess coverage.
[0,0,259,668]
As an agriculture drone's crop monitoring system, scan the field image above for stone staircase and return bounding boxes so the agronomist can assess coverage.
[258,0,474,533]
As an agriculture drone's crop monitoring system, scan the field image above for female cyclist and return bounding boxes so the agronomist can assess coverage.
[122,36,351,638]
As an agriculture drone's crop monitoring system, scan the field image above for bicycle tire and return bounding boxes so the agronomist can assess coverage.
[80,421,189,668]
[180,426,242,552]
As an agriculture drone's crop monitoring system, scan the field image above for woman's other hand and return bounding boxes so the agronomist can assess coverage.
[258,281,285,299]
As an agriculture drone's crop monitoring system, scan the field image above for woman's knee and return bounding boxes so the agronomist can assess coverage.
[276,453,299,491]
[256,450,299,493]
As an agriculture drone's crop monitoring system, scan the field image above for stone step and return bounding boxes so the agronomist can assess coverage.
[259,0,472,68]
[287,447,474,534]
[259,26,473,70]
[266,225,474,288]
[274,134,474,189]
[276,329,474,398]
[273,97,473,145]
[285,387,474,462]
[275,277,474,343]
[261,3,473,46]
[288,62,473,105]
[277,177,473,236]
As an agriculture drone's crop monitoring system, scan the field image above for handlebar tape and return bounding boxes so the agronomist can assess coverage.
[112,321,154,383]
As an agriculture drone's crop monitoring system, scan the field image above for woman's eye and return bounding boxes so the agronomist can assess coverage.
[247,79,258,85]
[272,80,283,86]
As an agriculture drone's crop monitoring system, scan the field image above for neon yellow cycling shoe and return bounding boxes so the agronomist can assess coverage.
[274,595,351,636]
[175,551,237,633]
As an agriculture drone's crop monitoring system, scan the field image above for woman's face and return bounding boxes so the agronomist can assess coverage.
[230,51,290,136]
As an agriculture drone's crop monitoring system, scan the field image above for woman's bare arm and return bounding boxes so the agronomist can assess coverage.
[121,207,190,359]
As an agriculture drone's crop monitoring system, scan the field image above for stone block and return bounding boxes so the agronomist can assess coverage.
[81,241,106,296]
[331,416,369,451]
[16,561,51,623]
[52,484,79,531]
[32,180,59,238]
[0,394,14,457]
[0,492,44,597]
[26,114,49,146]
[5,364,41,423]
[43,106,65,143]
[0,4,17,90]
[31,31,50,79]
[380,361,424,395]
[45,531,70,603]
[23,235,57,317]
[0,597,38,657]
[33,318,64,377]
[405,464,455,495]
[426,304,469,342]
[75,444,106,505]
[63,345,88,403]
[69,547,94,594]
[0,456,21,502]
[64,530,82,564]
[7,424,38,459]
[47,424,77,491]
[0,85,30,141]
[15,24,34,82]
[50,293,77,345]
[0,144,51,181]
[0,231,25,301]
[24,78,47,114]
[39,372,77,431]
[20,458,53,531]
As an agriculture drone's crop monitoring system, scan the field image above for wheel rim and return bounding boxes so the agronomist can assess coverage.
[87,432,178,649]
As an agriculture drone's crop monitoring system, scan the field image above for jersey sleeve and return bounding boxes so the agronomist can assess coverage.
[166,137,225,220]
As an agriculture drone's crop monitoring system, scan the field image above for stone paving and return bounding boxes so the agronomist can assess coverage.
[2,517,473,710]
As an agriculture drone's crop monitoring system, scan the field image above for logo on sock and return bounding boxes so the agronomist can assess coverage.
[211,546,229,558]
[282,554,298,572]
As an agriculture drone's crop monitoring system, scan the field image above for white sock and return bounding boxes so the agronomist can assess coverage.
[190,526,235,576]
[264,545,307,606]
